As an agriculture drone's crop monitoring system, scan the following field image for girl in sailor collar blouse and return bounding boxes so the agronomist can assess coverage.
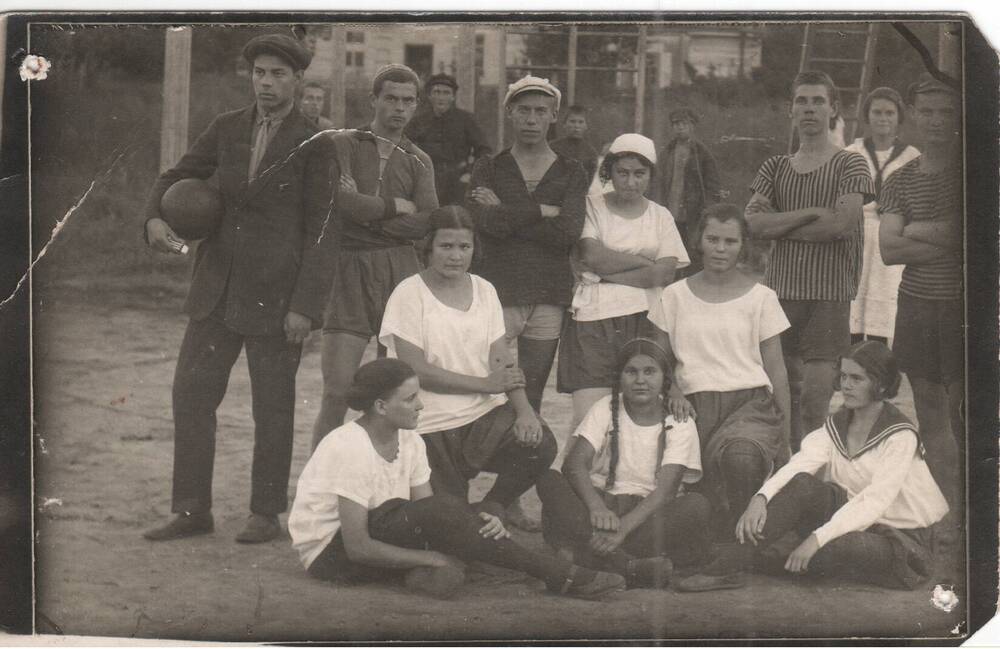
[678,341,947,592]
[719,340,948,590]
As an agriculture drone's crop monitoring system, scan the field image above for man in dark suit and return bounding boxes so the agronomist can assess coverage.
[142,34,334,543]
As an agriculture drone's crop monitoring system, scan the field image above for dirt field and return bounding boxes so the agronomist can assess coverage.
[31,278,967,643]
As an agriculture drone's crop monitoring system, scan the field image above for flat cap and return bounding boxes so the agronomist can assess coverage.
[242,34,312,71]
[426,73,458,91]
[906,72,959,104]
[504,75,561,111]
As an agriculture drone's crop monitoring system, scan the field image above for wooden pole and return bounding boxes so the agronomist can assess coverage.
[567,25,578,107]
[455,25,476,111]
[497,26,507,148]
[329,26,346,127]
[635,26,647,134]
[159,26,192,172]
[938,21,961,79]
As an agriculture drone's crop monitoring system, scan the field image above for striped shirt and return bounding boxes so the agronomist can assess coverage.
[878,158,963,300]
[749,150,874,301]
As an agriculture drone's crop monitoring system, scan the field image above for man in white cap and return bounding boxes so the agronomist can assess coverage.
[467,75,589,529]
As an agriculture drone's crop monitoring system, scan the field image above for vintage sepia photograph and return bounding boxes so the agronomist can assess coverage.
[0,12,997,643]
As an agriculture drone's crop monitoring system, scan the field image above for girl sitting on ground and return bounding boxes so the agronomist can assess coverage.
[288,358,626,600]
[648,203,792,535]
[536,338,712,588]
[679,341,948,591]
[559,133,689,430]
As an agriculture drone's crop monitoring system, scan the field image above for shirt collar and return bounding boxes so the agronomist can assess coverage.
[824,402,923,460]
[255,100,294,125]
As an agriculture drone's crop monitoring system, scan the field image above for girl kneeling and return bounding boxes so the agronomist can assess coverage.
[686,341,948,590]
[537,339,712,588]
[289,359,626,600]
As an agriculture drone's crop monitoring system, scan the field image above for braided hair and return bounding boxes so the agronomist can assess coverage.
[605,338,675,490]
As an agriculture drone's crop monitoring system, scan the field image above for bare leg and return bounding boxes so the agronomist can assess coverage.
[800,359,838,438]
[311,332,370,451]
[911,377,961,507]
[784,353,804,451]
[570,387,611,432]
[517,337,559,415]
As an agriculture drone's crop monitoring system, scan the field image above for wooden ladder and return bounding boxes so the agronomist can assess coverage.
[789,23,879,152]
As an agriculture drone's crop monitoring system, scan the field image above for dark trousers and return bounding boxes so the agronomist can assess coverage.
[757,472,931,589]
[307,494,571,588]
[171,312,301,516]
[536,470,713,568]
[422,403,558,509]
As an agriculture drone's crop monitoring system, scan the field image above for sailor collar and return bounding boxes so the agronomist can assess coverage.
[824,402,924,460]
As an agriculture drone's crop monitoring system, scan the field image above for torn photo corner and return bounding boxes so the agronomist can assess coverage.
[0,10,997,644]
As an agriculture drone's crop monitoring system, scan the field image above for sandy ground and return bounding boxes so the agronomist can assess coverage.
[30,280,968,643]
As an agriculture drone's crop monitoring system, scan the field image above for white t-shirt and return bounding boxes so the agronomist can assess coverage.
[288,421,432,569]
[379,273,508,435]
[572,194,690,322]
[574,394,702,497]
[648,280,790,395]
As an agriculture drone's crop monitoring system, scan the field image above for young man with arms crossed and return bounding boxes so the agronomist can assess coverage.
[142,34,334,543]
[311,64,438,450]
[878,75,964,507]
[745,71,874,451]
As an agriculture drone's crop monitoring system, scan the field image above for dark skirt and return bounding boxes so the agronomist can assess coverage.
[556,311,655,393]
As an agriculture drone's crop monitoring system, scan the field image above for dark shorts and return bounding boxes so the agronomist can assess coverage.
[779,299,851,362]
[322,245,421,339]
[892,292,964,384]
[556,312,656,393]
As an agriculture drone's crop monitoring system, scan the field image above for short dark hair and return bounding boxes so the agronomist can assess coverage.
[598,151,655,184]
[861,86,905,125]
[833,340,902,400]
[690,203,751,265]
[372,67,420,96]
[792,70,840,129]
[668,107,698,125]
[303,81,325,92]
[563,105,588,120]
[345,359,417,412]
[420,205,481,266]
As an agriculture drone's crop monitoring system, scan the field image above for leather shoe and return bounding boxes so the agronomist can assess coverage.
[235,513,281,544]
[143,511,214,541]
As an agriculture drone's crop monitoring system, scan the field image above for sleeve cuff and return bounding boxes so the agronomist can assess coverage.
[812,525,834,549]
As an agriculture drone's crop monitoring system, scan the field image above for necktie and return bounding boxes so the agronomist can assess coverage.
[248,117,272,179]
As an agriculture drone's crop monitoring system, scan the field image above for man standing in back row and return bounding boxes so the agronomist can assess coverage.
[311,64,438,450]
[745,70,874,452]
[142,34,334,543]
[406,73,493,205]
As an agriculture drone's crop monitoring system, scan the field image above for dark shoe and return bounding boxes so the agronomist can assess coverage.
[143,511,214,541]
[624,556,673,589]
[552,565,626,600]
[675,572,747,592]
[235,514,281,544]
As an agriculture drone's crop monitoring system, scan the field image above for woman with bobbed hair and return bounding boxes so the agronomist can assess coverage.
[845,87,921,344]
[288,358,626,600]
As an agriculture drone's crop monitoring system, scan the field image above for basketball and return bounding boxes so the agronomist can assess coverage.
[160,178,224,241]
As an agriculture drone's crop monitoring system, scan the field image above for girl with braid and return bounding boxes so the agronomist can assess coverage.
[535,339,712,588]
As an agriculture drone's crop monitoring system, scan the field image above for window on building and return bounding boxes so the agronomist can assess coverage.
[475,33,485,79]
[346,31,365,43]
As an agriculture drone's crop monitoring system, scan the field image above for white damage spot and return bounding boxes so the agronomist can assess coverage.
[931,584,959,612]
[19,54,51,81]
[39,497,63,510]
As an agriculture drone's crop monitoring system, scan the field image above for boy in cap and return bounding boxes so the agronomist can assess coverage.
[406,73,493,205]
[550,105,599,184]
[468,75,587,530]
[878,74,964,506]
[744,71,874,452]
[652,107,722,268]
[142,33,334,543]
[311,64,438,450]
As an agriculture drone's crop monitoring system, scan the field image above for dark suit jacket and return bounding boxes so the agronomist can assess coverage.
[143,105,334,337]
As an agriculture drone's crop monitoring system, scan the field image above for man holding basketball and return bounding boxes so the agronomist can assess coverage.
[142,34,334,543]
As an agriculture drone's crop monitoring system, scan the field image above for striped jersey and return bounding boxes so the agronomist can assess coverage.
[749,150,874,301]
[878,158,963,300]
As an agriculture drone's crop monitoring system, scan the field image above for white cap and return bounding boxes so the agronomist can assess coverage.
[503,75,562,111]
[608,133,657,165]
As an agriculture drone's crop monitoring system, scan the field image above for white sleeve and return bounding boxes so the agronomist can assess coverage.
[758,287,791,342]
[655,206,691,268]
[573,396,612,456]
[646,285,675,335]
[756,428,831,502]
[480,278,507,346]
[660,418,702,484]
[378,278,424,354]
[580,196,601,241]
[409,434,432,488]
[813,432,920,548]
